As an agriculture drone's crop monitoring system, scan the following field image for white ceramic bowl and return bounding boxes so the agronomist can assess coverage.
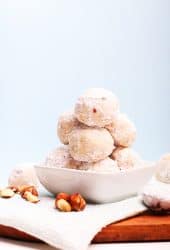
[35,164,155,203]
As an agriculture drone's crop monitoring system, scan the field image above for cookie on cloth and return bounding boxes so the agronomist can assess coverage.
[8,163,39,187]
[156,153,170,184]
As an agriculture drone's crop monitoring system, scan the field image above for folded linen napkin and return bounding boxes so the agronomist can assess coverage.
[0,193,147,250]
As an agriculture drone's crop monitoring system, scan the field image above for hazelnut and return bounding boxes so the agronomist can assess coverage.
[8,186,19,193]
[19,186,39,203]
[55,192,70,210]
[22,191,39,203]
[55,198,72,212]
[56,192,70,201]
[70,193,86,211]
[20,186,38,197]
[18,185,31,194]
[0,188,15,198]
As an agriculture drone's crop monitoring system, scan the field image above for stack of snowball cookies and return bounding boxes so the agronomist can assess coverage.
[45,88,142,172]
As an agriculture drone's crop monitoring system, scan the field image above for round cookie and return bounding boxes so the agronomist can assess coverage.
[57,111,80,145]
[45,146,81,169]
[74,88,119,127]
[8,163,39,187]
[142,179,170,212]
[68,127,114,162]
[77,157,120,173]
[156,153,170,184]
[111,147,141,170]
[106,113,136,147]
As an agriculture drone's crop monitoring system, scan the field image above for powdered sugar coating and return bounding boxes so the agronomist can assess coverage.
[111,147,141,170]
[77,157,120,173]
[156,153,170,184]
[45,146,81,169]
[106,113,136,147]
[68,127,114,162]
[57,111,80,145]
[142,178,170,212]
[74,88,119,127]
[8,163,39,187]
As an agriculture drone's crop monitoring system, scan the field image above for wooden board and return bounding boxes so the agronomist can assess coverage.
[1,211,170,243]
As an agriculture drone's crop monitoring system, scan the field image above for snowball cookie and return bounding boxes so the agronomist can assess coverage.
[106,113,136,147]
[57,111,80,145]
[74,88,119,127]
[68,127,114,162]
[8,163,39,187]
[156,154,170,184]
[77,157,120,173]
[111,147,141,170]
[142,178,170,212]
[45,146,81,169]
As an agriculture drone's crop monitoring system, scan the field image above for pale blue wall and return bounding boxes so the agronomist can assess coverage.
[0,0,170,182]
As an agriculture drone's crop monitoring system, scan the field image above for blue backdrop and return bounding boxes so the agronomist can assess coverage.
[0,0,170,183]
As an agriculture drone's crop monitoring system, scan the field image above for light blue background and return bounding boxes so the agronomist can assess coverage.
[0,0,170,183]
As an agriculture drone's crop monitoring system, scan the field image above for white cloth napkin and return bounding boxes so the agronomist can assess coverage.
[0,193,147,250]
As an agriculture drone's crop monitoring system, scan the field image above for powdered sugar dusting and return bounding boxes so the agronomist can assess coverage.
[44,146,81,169]
[68,127,114,162]
[8,163,39,187]
[75,88,119,127]
[142,178,170,211]
[106,113,136,147]
[57,111,80,144]
[156,153,170,184]
[77,157,120,173]
[111,147,141,170]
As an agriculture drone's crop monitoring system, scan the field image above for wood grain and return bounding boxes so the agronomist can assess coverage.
[1,211,170,243]
[93,211,170,243]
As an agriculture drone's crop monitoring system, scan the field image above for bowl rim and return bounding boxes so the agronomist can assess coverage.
[34,162,155,177]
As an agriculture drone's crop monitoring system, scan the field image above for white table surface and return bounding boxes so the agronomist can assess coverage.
[0,238,170,250]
